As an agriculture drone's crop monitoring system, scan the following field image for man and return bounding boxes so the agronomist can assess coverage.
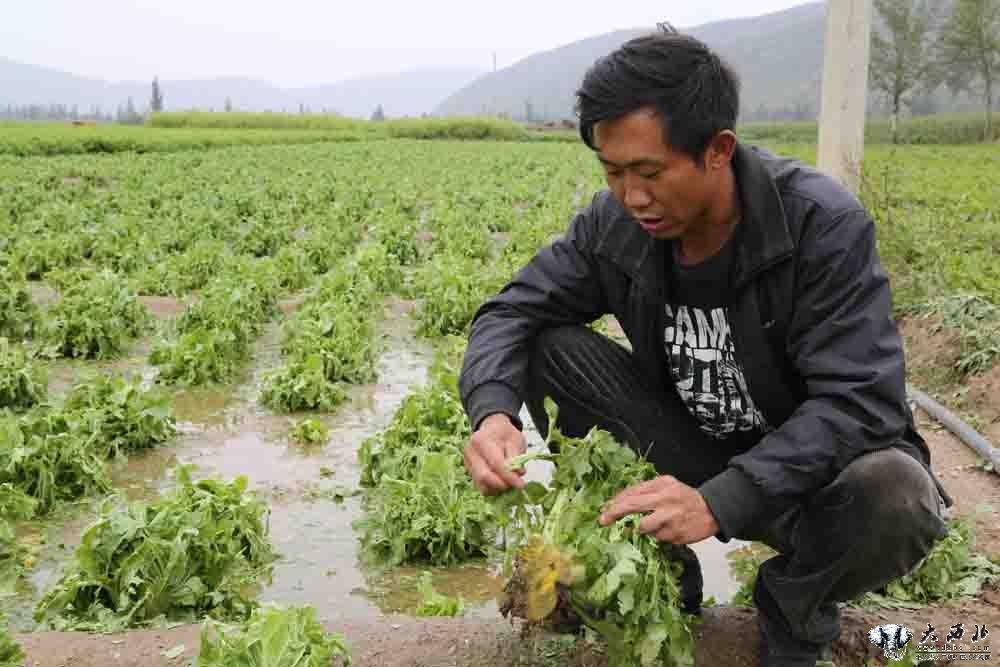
[459,30,951,666]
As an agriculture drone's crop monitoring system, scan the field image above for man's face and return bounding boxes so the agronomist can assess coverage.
[593,108,721,241]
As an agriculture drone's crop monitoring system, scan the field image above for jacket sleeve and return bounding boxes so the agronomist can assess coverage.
[705,208,911,539]
[460,198,609,431]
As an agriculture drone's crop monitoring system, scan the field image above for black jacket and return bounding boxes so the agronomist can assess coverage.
[460,143,944,539]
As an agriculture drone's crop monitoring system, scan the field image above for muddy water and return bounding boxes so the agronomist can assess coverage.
[8,303,742,631]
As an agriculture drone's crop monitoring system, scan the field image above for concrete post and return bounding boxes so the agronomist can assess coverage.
[817,0,873,194]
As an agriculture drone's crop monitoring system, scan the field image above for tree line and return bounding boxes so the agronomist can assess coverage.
[869,0,999,140]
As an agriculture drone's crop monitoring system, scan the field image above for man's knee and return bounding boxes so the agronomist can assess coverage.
[839,448,942,528]
[833,448,946,589]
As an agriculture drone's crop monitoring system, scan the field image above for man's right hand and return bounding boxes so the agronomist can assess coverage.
[464,413,527,496]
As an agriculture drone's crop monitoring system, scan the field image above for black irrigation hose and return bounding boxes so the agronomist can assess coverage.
[907,384,1000,474]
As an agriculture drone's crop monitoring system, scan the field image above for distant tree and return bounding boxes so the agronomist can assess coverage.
[936,0,1000,138]
[151,77,165,113]
[370,104,385,121]
[224,97,234,113]
[117,97,143,125]
[869,0,937,142]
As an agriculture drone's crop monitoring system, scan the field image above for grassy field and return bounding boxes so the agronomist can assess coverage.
[6,111,996,158]
[741,111,1000,145]
[0,116,531,157]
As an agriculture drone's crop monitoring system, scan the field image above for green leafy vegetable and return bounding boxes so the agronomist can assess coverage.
[355,359,494,566]
[414,572,465,617]
[358,359,469,487]
[34,465,277,631]
[289,418,329,445]
[493,399,696,667]
[40,271,150,359]
[357,451,494,566]
[0,624,24,667]
[414,255,504,337]
[1,483,39,596]
[0,268,39,340]
[0,338,47,411]
[63,373,176,458]
[0,411,111,514]
[197,604,351,667]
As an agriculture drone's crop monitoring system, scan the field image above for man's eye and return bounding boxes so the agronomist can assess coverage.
[606,170,623,178]
[639,171,661,180]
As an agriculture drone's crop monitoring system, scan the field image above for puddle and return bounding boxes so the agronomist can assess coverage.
[43,338,157,398]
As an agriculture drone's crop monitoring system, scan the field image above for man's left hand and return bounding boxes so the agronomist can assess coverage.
[598,475,719,545]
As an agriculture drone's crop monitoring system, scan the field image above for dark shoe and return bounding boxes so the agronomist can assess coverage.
[660,543,703,615]
[759,612,836,667]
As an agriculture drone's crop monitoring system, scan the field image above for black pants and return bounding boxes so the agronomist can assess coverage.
[523,326,946,656]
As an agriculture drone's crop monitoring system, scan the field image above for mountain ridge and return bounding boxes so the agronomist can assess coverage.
[0,58,484,118]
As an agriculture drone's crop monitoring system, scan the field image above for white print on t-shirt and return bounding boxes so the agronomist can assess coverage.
[664,304,770,438]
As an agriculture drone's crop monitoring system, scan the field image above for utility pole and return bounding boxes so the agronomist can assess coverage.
[817,0,873,194]
[493,52,497,73]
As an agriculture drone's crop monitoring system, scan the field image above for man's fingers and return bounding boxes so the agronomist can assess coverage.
[607,476,672,507]
[465,450,510,495]
[481,441,525,489]
[638,508,673,535]
[473,469,509,495]
[599,491,661,525]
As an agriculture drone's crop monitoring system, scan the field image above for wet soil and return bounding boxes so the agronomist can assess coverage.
[14,588,1000,667]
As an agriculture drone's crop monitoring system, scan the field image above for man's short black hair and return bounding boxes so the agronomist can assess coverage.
[576,30,740,164]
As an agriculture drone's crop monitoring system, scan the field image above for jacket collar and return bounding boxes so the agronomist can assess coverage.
[593,142,795,295]
[730,142,795,288]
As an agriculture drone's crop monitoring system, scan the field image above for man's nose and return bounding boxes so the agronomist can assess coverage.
[623,175,652,210]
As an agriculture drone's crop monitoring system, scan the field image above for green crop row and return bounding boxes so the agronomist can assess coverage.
[150,264,280,385]
[0,115,535,158]
[0,123,370,157]
[740,112,1000,145]
[260,244,393,412]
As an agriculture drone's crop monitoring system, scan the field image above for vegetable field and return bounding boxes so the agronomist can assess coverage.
[1,125,999,667]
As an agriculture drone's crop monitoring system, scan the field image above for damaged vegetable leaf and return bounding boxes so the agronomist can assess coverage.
[197,603,351,667]
[493,398,696,667]
[414,572,465,617]
[34,465,277,631]
[0,624,24,667]
[356,450,494,566]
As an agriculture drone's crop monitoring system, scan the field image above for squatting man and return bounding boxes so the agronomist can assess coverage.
[458,29,951,667]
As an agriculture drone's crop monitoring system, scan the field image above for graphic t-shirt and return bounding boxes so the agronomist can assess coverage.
[665,231,770,439]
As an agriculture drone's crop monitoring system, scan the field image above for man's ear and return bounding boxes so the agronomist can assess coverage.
[705,130,737,170]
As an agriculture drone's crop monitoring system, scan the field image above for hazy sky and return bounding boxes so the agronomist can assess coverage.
[5,0,815,86]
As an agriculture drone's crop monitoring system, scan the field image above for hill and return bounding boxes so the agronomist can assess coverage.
[434,3,827,122]
[0,59,484,118]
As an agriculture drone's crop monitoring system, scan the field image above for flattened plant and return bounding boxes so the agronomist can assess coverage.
[197,604,352,667]
[35,466,277,631]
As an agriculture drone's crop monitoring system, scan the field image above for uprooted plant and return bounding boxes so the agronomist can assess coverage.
[491,399,696,667]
